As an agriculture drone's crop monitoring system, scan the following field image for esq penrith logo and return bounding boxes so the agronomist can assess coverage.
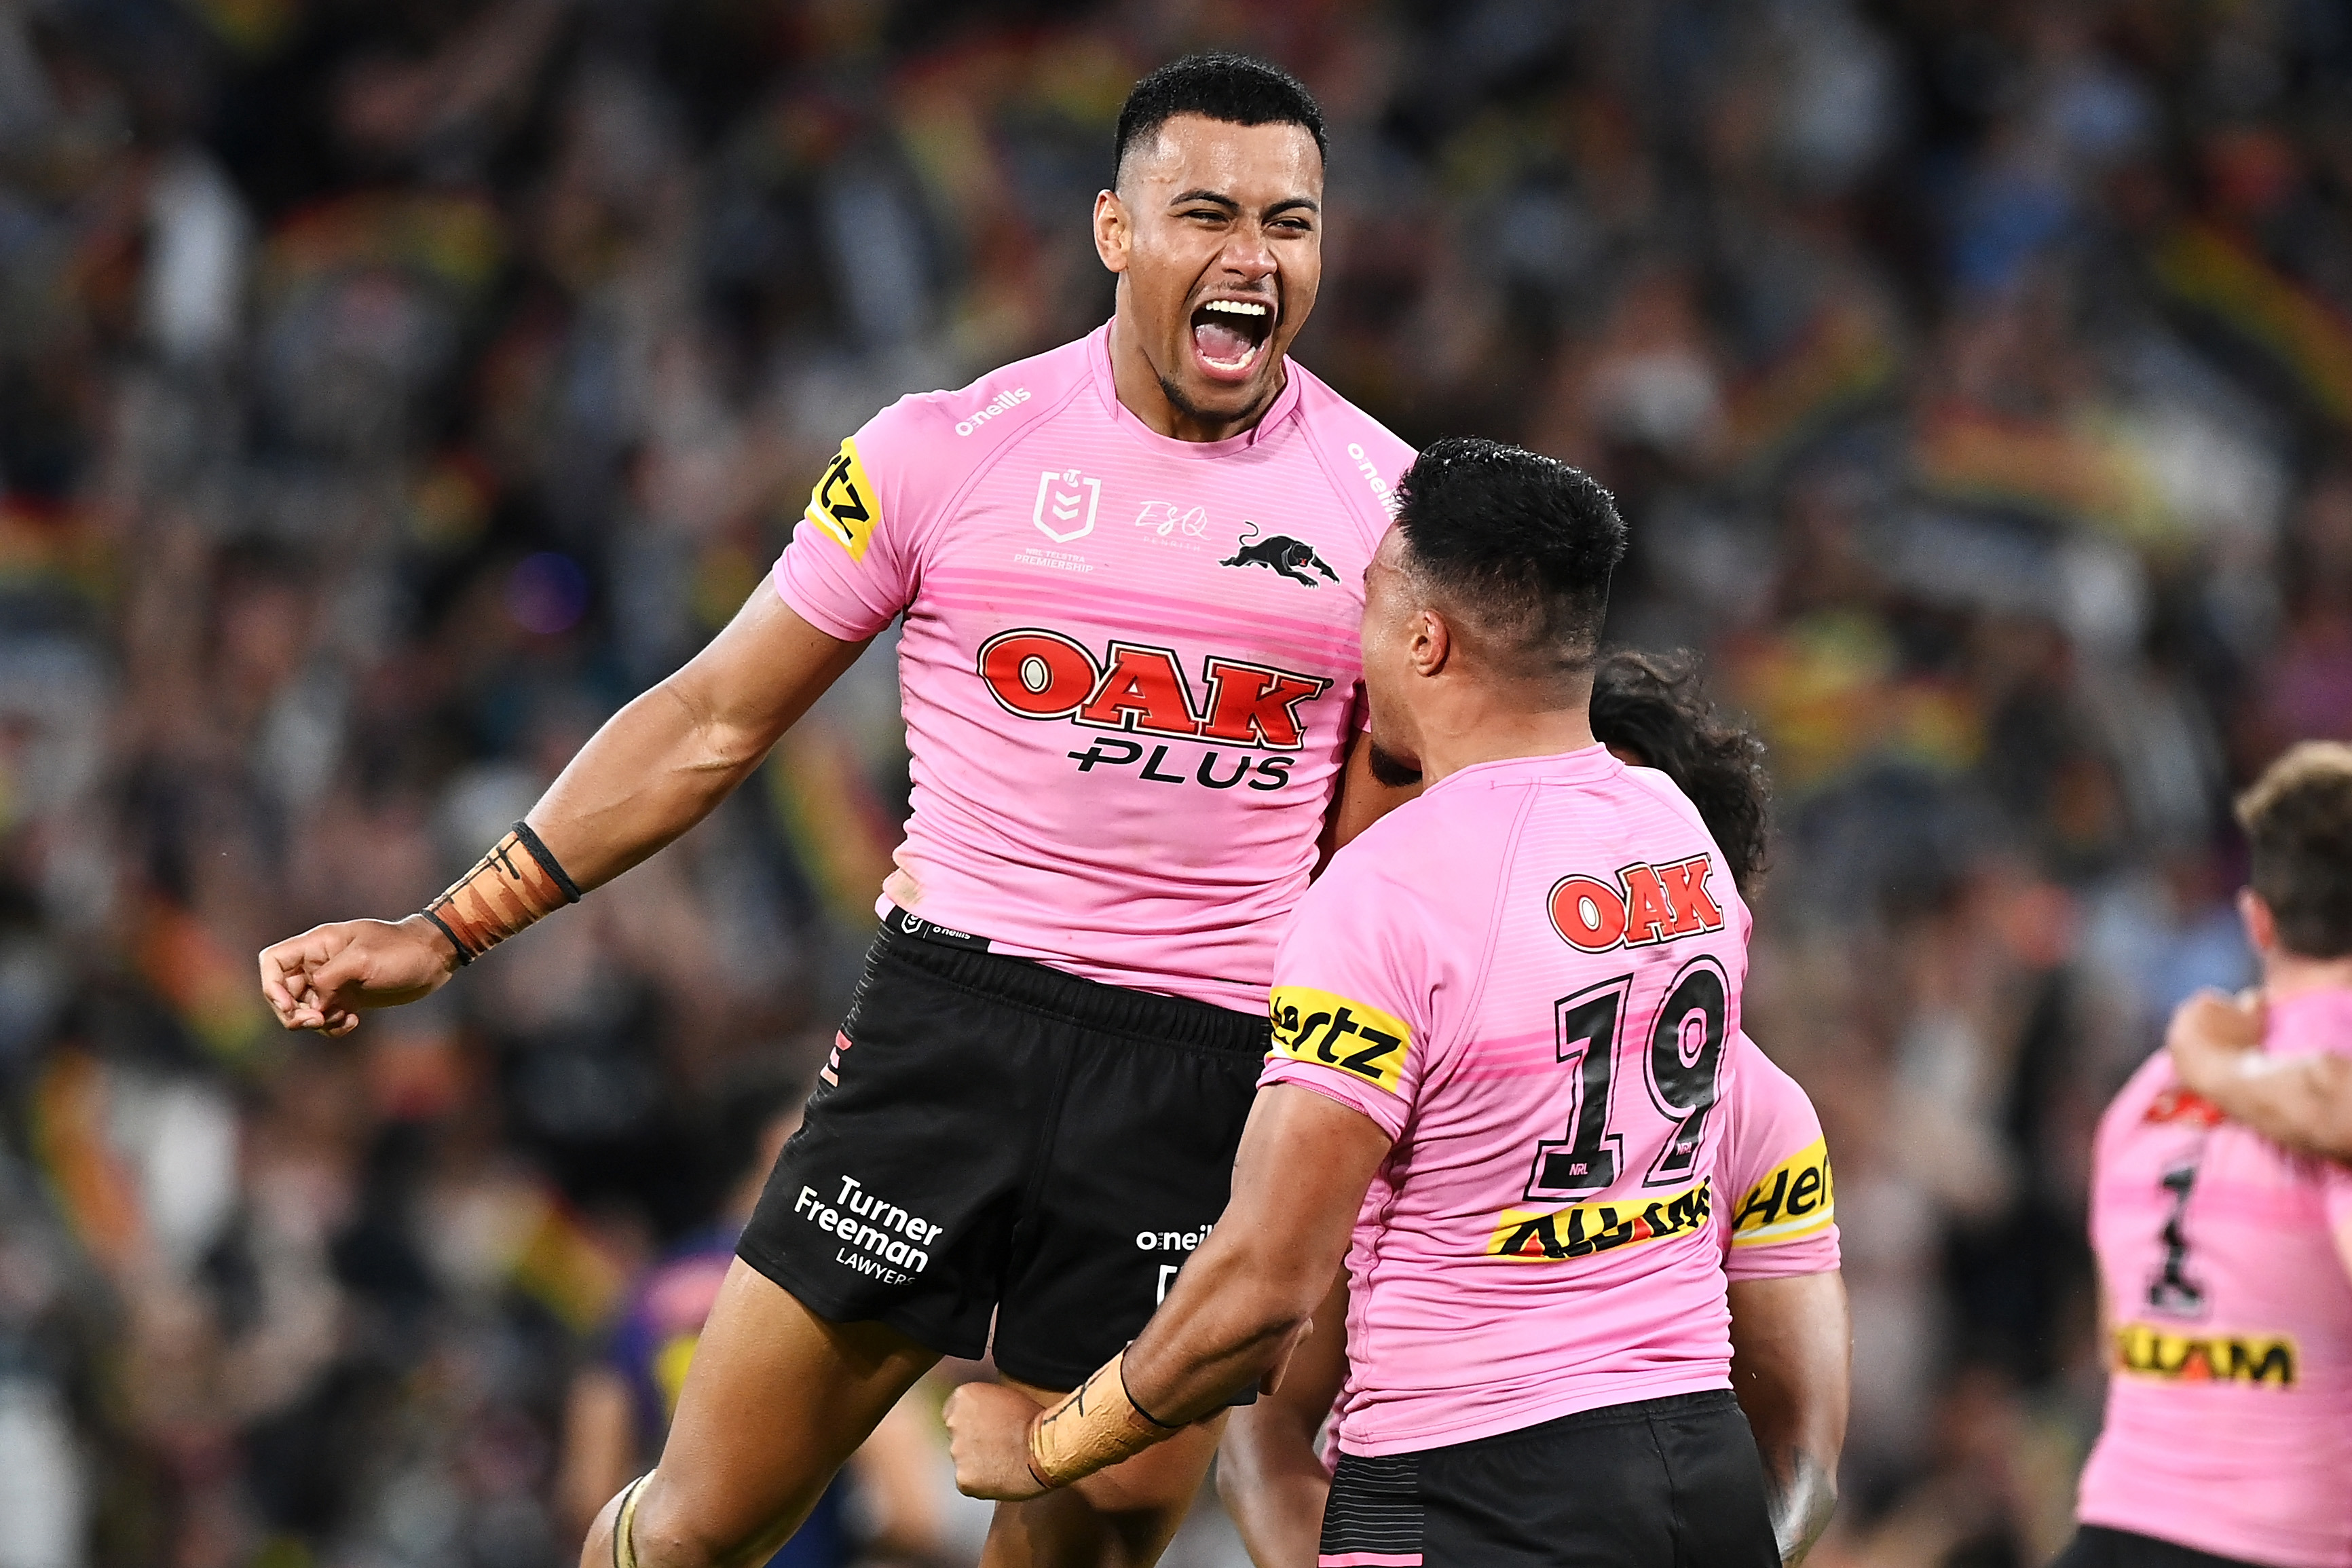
[1220,523,1339,587]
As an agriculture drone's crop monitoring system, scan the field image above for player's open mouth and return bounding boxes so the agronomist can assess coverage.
[1190,297,1273,381]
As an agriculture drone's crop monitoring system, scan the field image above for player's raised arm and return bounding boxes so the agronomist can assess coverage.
[257,587,866,1036]
[942,1085,1388,1501]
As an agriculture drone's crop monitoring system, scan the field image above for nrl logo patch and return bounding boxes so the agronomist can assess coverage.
[1033,467,1101,544]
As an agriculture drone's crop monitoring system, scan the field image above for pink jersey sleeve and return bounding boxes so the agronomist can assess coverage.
[772,394,949,641]
[1719,1035,1840,1280]
[1256,853,1438,1143]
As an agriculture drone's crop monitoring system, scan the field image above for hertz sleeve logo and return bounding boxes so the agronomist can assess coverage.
[1269,986,1412,1094]
[805,437,880,561]
[1487,1180,1713,1261]
[2113,1323,2296,1387]
[1730,1136,1835,1248]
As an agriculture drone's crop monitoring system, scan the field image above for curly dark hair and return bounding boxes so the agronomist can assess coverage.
[1590,649,1772,895]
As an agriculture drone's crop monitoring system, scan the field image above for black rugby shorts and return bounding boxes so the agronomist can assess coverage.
[2049,1527,2270,1568]
[736,910,1266,1389]
[1318,1390,1777,1568]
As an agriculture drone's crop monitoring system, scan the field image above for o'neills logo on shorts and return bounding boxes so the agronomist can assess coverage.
[1486,1180,1712,1262]
[794,1177,944,1286]
[2113,1322,2297,1387]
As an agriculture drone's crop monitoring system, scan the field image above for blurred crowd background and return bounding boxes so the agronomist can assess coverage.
[1,0,2347,1563]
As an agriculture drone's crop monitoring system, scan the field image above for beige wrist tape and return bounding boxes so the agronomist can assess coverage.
[421,821,580,965]
[1025,1352,1182,1489]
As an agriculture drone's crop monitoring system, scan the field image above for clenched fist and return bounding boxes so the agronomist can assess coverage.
[943,1382,1051,1501]
[258,915,460,1037]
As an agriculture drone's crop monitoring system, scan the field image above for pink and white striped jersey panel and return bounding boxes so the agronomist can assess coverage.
[1260,748,1753,1456]
[2076,989,2352,1568]
[774,323,1411,1011]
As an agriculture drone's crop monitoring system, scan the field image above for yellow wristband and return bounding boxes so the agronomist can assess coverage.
[1024,1352,1182,1489]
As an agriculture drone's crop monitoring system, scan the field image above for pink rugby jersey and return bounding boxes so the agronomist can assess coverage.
[1261,746,1753,1455]
[774,322,1411,1011]
[2075,990,2352,1568]
[1718,1034,1840,1278]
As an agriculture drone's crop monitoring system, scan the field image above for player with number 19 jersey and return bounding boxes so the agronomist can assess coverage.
[2073,991,2352,1568]
[1260,744,1750,1456]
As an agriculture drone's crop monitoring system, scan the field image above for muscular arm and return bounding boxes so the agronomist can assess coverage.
[2168,990,2352,1161]
[1728,1271,1849,1566]
[1216,1274,1349,1568]
[1121,1089,1388,1420]
[259,588,866,1032]
[529,588,866,886]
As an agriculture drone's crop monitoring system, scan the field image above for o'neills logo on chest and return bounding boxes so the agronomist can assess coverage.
[978,629,1330,751]
[1549,856,1724,952]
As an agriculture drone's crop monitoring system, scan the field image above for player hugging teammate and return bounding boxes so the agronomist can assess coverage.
[941,437,1849,1568]
[259,50,1850,1568]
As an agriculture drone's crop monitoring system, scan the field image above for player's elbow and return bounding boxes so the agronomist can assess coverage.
[656,675,774,784]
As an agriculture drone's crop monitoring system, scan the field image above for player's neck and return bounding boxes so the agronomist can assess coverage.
[1108,313,1284,443]
[1413,708,1599,787]
[2260,949,2352,999]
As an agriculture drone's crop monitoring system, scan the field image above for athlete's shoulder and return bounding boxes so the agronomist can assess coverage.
[1300,789,1500,933]
[1725,1037,1821,1153]
[858,335,1096,468]
[1285,359,1413,521]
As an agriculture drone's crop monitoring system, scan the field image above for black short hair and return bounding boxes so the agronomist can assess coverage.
[1113,52,1328,187]
[1590,650,1771,895]
[2239,743,2352,958]
[1392,437,1628,676]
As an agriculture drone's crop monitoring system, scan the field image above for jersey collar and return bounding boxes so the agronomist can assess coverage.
[1085,319,1306,460]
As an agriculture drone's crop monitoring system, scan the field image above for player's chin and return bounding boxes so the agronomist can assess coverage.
[1170,357,1282,424]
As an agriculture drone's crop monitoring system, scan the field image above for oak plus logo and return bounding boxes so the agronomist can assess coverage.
[1033,466,1101,543]
[1548,855,1725,952]
[977,629,1331,791]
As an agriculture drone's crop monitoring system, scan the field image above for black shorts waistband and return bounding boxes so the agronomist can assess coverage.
[1438,1389,1742,1453]
[874,909,1269,1056]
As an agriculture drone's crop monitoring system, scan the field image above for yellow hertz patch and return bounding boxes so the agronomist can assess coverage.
[2114,1323,2296,1387]
[1730,1137,1835,1248]
[1269,986,1412,1095]
[1487,1180,1713,1262]
[805,436,880,561]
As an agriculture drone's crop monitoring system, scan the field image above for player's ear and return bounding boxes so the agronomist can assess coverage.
[2239,886,2277,955]
[1094,189,1130,274]
[1410,608,1451,678]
